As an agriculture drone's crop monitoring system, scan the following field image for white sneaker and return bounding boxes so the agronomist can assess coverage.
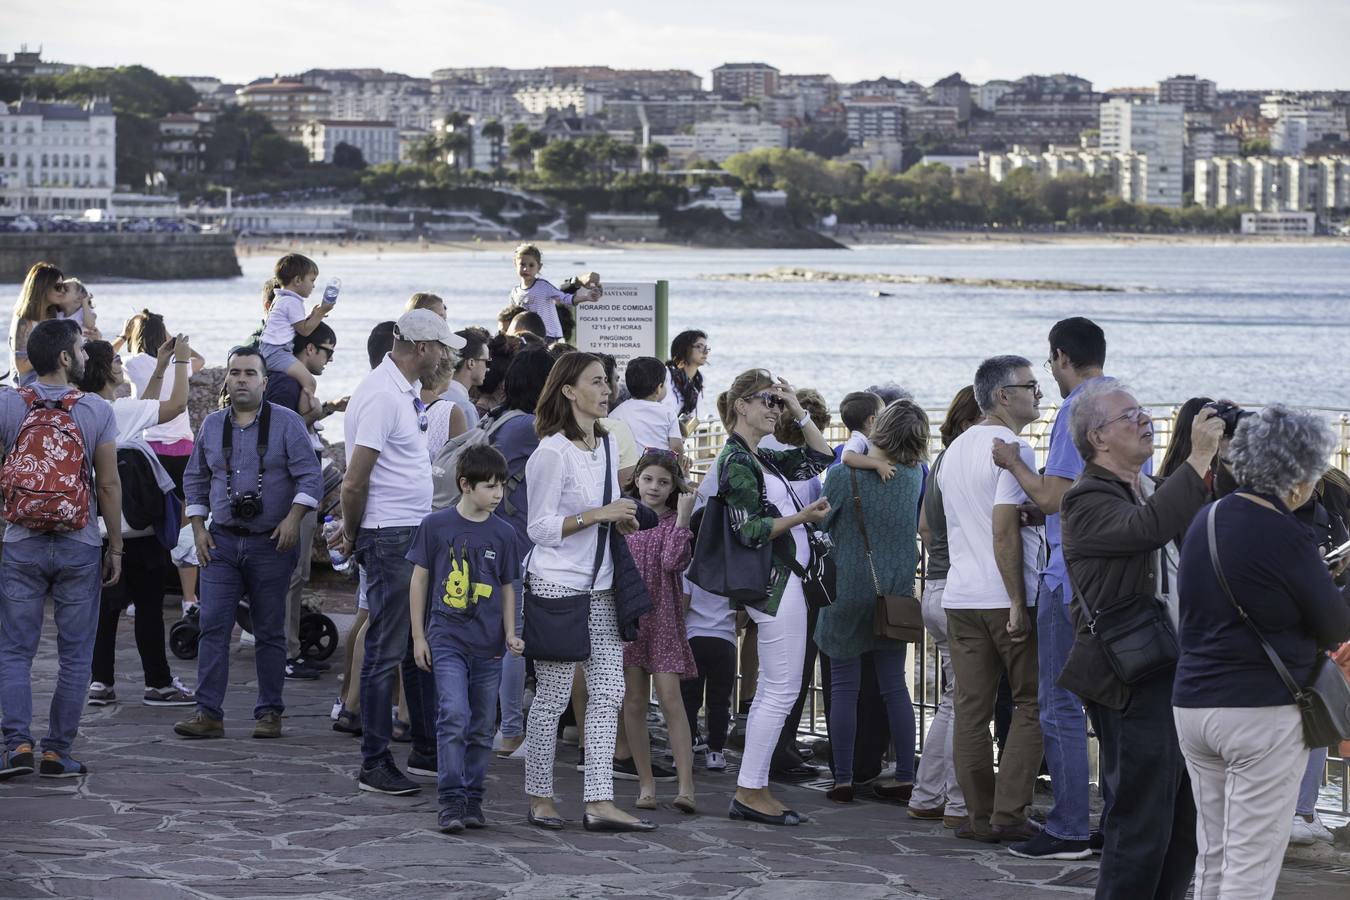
[1289,814,1334,845]
[240,630,255,646]
[88,681,116,706]
[330,698,344,721]
[126,604,136,618]
[706,751,727,771]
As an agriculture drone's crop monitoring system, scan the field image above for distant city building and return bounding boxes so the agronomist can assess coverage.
[981,145,1149,206]
[975,79,1016,112]
[840,138,904,172]
[653,120,787,164]
[840,77,927,108]
[301,120,399,166]
[1196,154,1350,214]
[1270,106,1348,155]
[430,80,525,122]
[1100,98,1185,207]
[237,79,331,141]
[1240,211,1315,235]
[966,74,1103,150]
[1158,75,1217,111]
[300,69,435,130]
[513,85,604,117]
[844,98,905,144]
[759,93,807,126]
[906,105,961,141]
[712,63,780,100]
[603,92,752,135]
[0,46,75,79]
[778,74,839,118]
[429,66,701,95]
[921,154,981,173]
[0,99,116,213]
[930,73,973,122]
[156,113,209,174]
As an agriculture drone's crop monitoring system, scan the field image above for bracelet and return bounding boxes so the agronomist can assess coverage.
[575,513,586,528]
[797,412,811,429]
[107,549,124,556]
[173,360,191,365]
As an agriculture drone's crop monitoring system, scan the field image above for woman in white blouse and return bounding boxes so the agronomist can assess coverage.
[522,352,657,833]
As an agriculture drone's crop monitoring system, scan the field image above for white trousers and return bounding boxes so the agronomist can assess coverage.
[738,578,807,790]
[1173,704,1307,900]
[909,579,967,817]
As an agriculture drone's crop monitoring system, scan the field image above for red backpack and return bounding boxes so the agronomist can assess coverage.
[1,387,92,532]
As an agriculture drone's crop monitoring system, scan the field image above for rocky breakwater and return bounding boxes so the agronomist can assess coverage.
[702,267,1134,292]
[0,232,241,281]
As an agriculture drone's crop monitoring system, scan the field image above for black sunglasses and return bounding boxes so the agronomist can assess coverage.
[413,397,429,432]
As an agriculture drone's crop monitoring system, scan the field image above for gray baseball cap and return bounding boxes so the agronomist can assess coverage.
[393,309,466,349]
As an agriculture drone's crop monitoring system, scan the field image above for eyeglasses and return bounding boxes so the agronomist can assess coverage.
[744,392,786,410]
[1001,381,1042,394]
[413,397,429,432]
[692,343,711,353]
[640,447,681,461]
[317,345,336,360]
[1098,406,1153,429]
[1043,357,1054,372]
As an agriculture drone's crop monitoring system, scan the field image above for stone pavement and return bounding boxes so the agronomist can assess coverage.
[2,606,1348,900]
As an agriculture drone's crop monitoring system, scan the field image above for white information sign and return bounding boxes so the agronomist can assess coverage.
[574,282,658,373]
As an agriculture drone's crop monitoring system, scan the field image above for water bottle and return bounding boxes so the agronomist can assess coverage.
[321,276,341,306]
[323,515,349,572]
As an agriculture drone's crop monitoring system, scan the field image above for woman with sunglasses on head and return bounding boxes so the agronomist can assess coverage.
[715,369,833,826]
[9,261,82,386]
[522,352,658,833]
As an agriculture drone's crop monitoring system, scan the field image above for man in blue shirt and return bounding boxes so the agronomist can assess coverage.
[990,317,1110,860]
[174,345,324,741]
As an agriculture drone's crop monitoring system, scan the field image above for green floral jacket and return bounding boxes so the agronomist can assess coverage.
[716,432,833,615]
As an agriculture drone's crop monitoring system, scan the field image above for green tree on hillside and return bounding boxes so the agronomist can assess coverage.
[644,142,669,173]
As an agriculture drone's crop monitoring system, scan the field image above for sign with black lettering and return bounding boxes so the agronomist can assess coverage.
[574,281,668,374]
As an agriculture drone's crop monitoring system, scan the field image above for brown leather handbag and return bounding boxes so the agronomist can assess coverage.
[850,469,923,642]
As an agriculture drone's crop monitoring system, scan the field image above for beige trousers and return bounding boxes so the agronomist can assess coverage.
[1173,704,1307,900]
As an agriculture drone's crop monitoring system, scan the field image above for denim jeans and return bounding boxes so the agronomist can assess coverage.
[195,530,297,721]
[0,535,103,755]
[427,617,503,807]
[828,647,915,786]
[1297,747,1329,816]
[357,525,436,767]
[1036,578,1091,841]
[497,578,526,738]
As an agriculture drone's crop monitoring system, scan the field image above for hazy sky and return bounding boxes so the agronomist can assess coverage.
[8,0,1348,90]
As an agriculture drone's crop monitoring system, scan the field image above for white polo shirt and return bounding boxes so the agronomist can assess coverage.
[344,354,431,528]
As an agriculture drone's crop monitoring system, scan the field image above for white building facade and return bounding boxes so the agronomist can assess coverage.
[1099,99,1185,207]
[0,100,116,213]
[302,120,400,166]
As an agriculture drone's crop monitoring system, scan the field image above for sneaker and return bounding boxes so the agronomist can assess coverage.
[1089,830,1104,854]
[1007,830,1092,860]
[463,799,487,829]
[439,801,465,834]
[692,734,709,754]
[907,805,946,821]
[88,681,117,706]
[39,751,87,779]
[0,743,35,780]
[240,630,256,646]
[358,758,421,796]
[174,711,224,739]
[992,819,1043,843]
[144,677,196,707]
[613,756,677,782]
[407,748,437,777]
[1289,813,1334,846]
[955,822,1000,844]
[496,734,524,758]
[705,751,727,771]
[284,658,320,680]
[252,711,283,739]
[333,710,363,735]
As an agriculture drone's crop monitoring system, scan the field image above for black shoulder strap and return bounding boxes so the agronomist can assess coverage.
[587,433,613,590]
[1205,501,1306,703]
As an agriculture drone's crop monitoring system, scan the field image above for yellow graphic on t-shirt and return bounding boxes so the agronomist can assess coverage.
[442,555,492,610]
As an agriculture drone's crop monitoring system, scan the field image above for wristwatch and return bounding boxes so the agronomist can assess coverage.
[575,512,586,528]
[797,411,812,429]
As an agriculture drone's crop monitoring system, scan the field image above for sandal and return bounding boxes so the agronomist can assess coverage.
[673,794,696,815]
[635,794,657,810]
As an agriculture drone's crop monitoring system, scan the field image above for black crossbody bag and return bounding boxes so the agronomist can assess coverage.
[1206,501,1350,749]
[523,436,612,663]
[763,461,835,610]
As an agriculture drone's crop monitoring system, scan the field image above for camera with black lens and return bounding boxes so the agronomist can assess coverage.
[229,491,264,521]
[1204,400,1253,438]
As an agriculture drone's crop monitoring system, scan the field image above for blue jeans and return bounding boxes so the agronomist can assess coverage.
[828,646,915,786]
[357,526,437,766]
[1037,577,1091,840]
[497,579,525,738]
[1297,747,1329,816]
[428,617,502,807]
[195,530,297,721]
[0,535,102,755]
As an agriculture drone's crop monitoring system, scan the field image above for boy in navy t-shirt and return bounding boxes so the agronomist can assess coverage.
[409,445,522,834]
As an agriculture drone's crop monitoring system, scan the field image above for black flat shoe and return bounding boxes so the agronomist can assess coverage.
[769,762,821,782]
[728,798,806,826]
[872,782,913,803]
[582,813,657,833]
[527,810,565,830]
[826,784,854,803]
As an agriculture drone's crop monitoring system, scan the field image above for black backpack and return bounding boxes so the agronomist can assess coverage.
[117,447,164,530]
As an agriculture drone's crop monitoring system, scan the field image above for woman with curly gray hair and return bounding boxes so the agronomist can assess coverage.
[1173,404,1350,900]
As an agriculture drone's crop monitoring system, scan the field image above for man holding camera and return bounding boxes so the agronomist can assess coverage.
[174,345,323,740]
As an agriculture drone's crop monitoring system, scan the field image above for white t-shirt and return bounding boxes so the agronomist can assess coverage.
[125,354,194,444]
[260,289,306,347]
[344,354,430,528]
[842,432,870,456]
[525,431,619,591]
[937,424,1041,610]
[608,397,680,453]
[106,398,161,538]
[662,368,700,424]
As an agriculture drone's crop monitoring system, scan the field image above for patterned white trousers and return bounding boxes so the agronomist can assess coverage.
[524,582,625,803]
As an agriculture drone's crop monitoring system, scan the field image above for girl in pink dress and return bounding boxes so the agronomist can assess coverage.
[622,451,698,813]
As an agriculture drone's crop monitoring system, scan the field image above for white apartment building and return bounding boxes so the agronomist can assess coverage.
[513,85,604,117]
[301,69,436,130]
[1271,107,1348,156]
[1099,99,1184,207]
[1157,75,1217,111]
[0,100,116,213]
[981,146,1148,204]
[301,120,399,166]
[1196,155,1350,214]
[976,80,1016,111]
[840,78,927,108]
[712,63,780,101]
[237,80,331,141]
[844,98,905,145]
[842,138,904,172]
[778,74,838,118]
[653,120,787,164]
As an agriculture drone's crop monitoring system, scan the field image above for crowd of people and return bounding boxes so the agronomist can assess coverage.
[1,249,1349,899]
